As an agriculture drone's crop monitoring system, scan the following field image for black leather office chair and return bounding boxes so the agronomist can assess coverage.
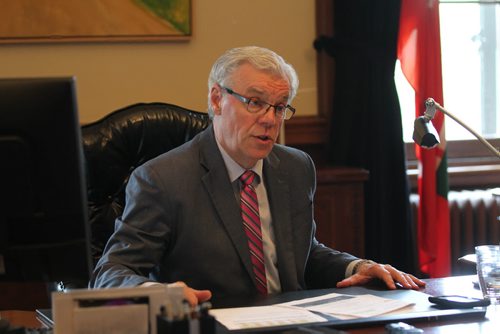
[81,102,211,263]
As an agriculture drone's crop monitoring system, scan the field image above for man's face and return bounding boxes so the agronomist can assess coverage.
[211,63,290,169]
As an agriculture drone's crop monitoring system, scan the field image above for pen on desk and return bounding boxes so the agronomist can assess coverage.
[199,302,212,317]
[199,302,216,334]
[182,299,191,318]
[190,304,201,319]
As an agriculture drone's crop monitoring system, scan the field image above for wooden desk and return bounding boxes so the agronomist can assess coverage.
[1,276,498,333]
[0,310,41,329]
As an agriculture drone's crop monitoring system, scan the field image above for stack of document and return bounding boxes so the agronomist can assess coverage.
[210,292,414,330]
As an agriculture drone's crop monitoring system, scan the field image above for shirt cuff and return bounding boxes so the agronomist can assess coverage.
[345,259,363,277]
[140,281,163,287]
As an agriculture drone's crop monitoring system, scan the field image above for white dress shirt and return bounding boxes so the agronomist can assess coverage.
[216,143,282,294]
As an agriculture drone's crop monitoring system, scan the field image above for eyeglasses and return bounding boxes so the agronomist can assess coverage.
[221,86,296,120]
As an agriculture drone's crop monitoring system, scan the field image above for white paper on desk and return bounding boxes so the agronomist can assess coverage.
[280,292,414,318]
[209,305,327,330]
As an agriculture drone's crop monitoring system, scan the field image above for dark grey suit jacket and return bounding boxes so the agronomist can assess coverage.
[90,125,358,301]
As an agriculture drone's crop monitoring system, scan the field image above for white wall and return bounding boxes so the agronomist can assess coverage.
[0,0,317,124]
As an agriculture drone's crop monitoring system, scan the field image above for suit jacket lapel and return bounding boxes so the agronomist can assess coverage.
[264,149,299,291]
[198,126,256,282]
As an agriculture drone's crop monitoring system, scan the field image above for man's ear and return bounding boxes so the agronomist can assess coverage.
[210,86,223,115]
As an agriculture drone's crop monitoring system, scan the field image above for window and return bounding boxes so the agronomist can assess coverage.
[310,1,499,187]
[397,1,500,182]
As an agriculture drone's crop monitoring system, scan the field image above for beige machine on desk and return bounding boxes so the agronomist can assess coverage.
[52,284,213,334]
[53,285,170,334]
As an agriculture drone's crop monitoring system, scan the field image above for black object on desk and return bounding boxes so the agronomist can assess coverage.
[428,295,490,309]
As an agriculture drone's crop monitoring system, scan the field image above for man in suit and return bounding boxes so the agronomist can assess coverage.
[90,46,425,305]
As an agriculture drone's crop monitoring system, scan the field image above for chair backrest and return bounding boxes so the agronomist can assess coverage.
[81,102,211,262]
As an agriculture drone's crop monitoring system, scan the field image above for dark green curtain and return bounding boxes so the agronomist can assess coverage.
[315,0,417,274]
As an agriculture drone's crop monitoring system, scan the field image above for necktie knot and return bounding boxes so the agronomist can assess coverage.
[240,170,256,186]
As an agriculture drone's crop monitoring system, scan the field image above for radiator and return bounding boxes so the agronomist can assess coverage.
[410,189,500,275]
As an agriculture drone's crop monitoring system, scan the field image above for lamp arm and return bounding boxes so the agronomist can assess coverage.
[425,98,500,159]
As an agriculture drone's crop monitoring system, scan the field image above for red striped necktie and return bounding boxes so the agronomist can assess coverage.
[240,170,268,295]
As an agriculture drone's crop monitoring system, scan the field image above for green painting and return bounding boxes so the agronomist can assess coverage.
[135,0,191,35]
[0,0,191,44]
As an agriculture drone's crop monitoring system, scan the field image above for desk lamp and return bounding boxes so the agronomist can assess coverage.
[413,98,500,158]
[413,97,500,198]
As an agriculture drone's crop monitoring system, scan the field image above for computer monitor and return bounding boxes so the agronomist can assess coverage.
[0,77,92,287]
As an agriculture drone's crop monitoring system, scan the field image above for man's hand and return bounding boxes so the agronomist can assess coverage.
[169,281,212,306]
[336,261,426,290]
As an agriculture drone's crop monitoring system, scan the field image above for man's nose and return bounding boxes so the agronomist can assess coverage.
[260,105,280,125]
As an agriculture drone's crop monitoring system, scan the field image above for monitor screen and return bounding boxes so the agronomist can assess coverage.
[0,77,92,287]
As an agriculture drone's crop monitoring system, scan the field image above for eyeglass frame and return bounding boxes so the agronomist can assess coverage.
[220,85,296,120]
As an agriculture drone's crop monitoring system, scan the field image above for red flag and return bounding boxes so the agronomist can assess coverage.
[398,0,450,277]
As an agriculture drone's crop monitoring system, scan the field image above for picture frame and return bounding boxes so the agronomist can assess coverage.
[0,0,191,44]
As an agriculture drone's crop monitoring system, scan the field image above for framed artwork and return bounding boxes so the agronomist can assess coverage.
[0,0,191,44]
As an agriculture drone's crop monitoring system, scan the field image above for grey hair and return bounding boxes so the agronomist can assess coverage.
[207,46,299,118]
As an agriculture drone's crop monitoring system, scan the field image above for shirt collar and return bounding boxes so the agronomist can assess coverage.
[215,140,263,184]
